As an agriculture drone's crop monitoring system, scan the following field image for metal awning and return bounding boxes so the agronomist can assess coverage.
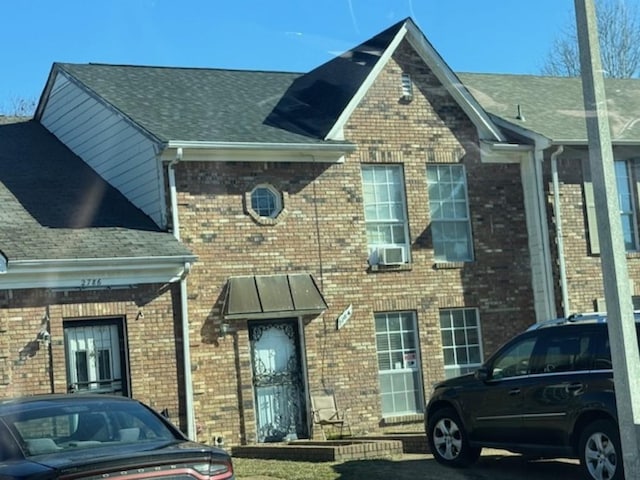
[223,273,327,320]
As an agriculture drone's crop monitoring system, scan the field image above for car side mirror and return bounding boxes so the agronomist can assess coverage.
[475,366,490,381]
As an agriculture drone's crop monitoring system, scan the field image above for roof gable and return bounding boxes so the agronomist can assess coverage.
[265,20,404,139]
[321,18,505,142]
[36,18,505,147]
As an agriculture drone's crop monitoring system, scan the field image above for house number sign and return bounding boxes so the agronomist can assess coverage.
[336,304,353,330]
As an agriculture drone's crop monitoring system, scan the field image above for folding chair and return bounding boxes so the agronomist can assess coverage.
[310,392,352,440]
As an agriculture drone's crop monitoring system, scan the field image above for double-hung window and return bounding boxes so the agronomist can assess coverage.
[361,165,410,265]
[439,308,483,379]
[615,160,640,251]
[427,164,473,262]
[585,158,640,253]
[374,311,424,416]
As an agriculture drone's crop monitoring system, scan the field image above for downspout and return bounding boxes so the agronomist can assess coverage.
[168,147,196,440]
[531,146,558,322]
[551,146,570,317]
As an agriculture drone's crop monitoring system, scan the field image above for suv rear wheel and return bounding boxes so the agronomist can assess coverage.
[427,407,481,467]
[579,419,622,480]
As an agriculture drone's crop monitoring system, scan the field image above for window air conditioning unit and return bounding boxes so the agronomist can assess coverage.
[378,246,405,266]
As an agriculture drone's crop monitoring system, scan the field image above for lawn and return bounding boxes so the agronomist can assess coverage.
[232,455,433,480]
[231,452,584,480]
[233,458,340,480]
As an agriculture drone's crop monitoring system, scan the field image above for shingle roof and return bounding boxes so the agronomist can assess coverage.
[458,72,640,143]
[58,63,327,144]
[265,19,405,138]
[0,119,193,262]
[54,20,406,145]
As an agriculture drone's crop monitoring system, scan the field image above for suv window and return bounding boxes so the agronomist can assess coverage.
[530,330,593,374]
[491,336,536,380]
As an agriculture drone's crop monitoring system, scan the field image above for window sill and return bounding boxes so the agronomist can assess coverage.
[380,413,425,426]
[369,263,412,273]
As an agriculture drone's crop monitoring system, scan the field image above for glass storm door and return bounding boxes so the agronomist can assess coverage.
[250,319,307,442]
[65,322,125,395]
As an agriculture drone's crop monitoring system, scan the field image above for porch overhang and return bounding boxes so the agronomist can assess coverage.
[223,273,327,320]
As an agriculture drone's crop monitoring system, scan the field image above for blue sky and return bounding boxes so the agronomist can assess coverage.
[0,0,614,112]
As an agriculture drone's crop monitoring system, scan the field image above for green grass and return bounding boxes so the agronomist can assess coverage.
[232,458,340,480]
[231,456,425,480]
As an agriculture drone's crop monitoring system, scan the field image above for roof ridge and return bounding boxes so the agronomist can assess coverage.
[60,61,304,75]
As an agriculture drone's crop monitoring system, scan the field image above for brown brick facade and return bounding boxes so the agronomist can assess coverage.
[1,38,540,448]
[176,40,536,445]
[0,285,184,422]
[544,150,640,314]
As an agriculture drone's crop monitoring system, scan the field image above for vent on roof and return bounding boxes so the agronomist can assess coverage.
[401,73,413,102]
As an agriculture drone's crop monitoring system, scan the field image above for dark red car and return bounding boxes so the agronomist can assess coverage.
[0,394,234,480]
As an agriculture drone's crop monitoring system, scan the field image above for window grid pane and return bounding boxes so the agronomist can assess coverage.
[362,165,409,262]
[615,160,638,250]
[427,165,473,261]
[374,312,423,416]
[439,308,483,379]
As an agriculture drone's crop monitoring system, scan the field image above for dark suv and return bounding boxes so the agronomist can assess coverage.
[425,313,640,480]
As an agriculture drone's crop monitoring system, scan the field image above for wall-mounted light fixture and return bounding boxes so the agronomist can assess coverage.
[220,323,237,337]
[37,309,51,347]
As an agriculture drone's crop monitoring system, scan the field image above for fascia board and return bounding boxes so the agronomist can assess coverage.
[489,116,553,150]
[403,22,505,142]
[161,142,354,163]
[1,258,192,290]
[480,141,533,164]
[324,24,409,141]
[34,64,59,121]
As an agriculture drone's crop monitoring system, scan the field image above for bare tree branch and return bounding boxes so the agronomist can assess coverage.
[541,0,640,78]
[0,96,37,117]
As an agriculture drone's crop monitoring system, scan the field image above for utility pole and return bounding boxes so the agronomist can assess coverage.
[574,0,640,477]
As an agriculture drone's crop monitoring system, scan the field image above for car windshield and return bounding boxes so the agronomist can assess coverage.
[6,400,177,456]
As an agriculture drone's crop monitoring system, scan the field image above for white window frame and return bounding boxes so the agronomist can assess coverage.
[427,164,474,262]
[361,164,410,265]
[614,159,640,251]
[374,311,424,417]
[64,319,128,395]
[250,184,282,219]
[439,308,483,379]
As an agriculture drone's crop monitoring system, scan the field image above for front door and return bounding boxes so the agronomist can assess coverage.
[250,319,307,442]
[64,319,127,395]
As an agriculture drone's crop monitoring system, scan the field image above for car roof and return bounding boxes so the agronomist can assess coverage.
[0,394,138,416]
[527,311,640,331]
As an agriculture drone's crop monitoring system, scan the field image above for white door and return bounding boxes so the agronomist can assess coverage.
[65,323,124,394]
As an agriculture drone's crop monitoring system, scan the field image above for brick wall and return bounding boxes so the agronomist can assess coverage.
[544,150,640,314]
[175,39,536,445]
[0,284,184,428]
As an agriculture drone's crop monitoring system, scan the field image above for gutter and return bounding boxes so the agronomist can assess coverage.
[10,256,194,267]
[551,146,570,316]
[168,147,196,441]
[166,140,355,152]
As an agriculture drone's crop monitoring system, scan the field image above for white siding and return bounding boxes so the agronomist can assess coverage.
[40,73,167,228]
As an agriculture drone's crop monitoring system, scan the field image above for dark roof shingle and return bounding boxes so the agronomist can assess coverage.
[459,73,640,143]
[0,119,192,262]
